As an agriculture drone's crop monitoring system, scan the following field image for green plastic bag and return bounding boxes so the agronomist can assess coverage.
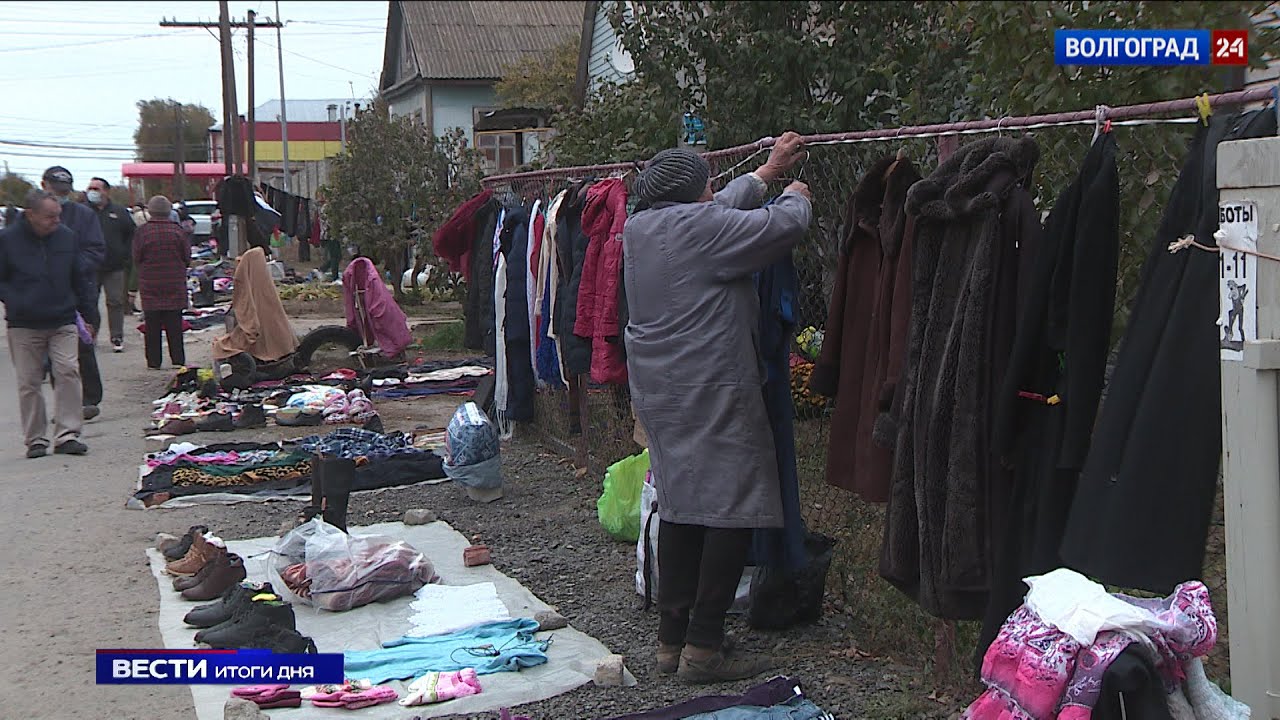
[597,450,649,543]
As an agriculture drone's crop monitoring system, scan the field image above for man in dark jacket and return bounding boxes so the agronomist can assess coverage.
[85,177,135,353]
[0,190,96,458]
[42,166,106,420]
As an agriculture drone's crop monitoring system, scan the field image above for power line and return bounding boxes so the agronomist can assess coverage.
[257,37,376,79]
[0,33,178,54]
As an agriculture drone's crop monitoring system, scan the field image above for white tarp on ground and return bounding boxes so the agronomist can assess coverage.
[147,520,634,720]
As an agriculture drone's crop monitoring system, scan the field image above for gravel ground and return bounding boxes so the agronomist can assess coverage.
[145,320,961,719]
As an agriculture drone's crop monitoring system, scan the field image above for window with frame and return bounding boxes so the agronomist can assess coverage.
[475,132,520,171]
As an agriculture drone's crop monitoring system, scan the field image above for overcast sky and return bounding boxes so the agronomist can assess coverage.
[0,1,386,187]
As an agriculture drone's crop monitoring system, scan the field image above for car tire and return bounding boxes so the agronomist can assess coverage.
[295,326,363,373]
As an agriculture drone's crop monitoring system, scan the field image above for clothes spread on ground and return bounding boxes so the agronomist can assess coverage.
[341,619,549,684]
[1060,108,1279,594]
[807,155,920,503]
[964,569,1233,720]
[977,133,1120,665]
[399,668,483,707]
[295,427,424,461]
[602,676,816,720]
[406,582,511,638]
[879,135,1040,621]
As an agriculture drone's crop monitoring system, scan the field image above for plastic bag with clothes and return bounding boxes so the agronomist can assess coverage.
[443,402,502,492]
[271,518,438,612]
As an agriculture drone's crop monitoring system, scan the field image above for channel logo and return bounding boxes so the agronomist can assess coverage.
[96,649,345,685]
[1055,29,1248,66]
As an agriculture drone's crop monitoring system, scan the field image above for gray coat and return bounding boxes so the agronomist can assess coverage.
[623,174,812,528]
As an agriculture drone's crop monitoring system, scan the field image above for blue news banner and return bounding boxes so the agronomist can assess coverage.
[1055,29,1210,66]
[97,649,345,685]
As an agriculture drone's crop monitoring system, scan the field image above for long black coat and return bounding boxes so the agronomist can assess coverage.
[500,206,535,422]
[880,135,1040,620]
[464,198,499,355]
[555,184,592,377]
[977,134,1119,661]
[1060,109,1278,593]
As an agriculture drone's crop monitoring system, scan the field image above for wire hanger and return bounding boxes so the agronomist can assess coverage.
[1091,105,1112,145]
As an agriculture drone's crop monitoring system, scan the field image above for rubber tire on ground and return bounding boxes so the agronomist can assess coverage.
[219,352,257,390]
[294,325,363,373]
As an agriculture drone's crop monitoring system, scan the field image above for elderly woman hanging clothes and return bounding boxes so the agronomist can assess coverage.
[624,132,812,684]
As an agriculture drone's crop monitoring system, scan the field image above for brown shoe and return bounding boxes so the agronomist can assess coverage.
[657,643,682,675]
[677,644,774,684]
[173,548,227,591]
[182,554,247,601]
[165,531,219,576]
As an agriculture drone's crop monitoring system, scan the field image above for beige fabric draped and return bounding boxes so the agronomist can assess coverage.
[212,247,299,362]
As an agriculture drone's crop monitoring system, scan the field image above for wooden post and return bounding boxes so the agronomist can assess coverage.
[246,9,257,185]
[1217,135,1280,717]
[576,375,590,472]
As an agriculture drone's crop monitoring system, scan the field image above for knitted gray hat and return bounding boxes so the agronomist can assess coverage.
[635,148,711,204]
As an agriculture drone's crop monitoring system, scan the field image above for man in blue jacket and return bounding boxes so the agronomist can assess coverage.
[0,190,97,458]
[42,166,106,420]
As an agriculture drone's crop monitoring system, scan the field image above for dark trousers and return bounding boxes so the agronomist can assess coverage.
[657,520,752,649]
[49,341,101,407]
[144,310,186,369]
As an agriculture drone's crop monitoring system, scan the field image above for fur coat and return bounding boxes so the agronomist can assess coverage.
[879,135,1041,620]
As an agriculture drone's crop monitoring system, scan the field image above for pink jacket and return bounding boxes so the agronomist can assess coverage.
[574,178,629,384]
[343,258,414,359]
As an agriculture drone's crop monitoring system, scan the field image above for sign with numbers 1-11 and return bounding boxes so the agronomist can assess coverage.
[1218,200,1258,362]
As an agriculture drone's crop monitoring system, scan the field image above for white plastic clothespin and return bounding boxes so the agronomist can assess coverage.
[1091,105,1111,145]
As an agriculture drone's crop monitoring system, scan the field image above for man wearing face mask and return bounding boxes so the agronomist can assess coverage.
[84,177,136,353]
[42,166,105,421]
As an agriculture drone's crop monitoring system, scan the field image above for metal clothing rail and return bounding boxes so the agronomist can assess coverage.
[482,87,1275,185]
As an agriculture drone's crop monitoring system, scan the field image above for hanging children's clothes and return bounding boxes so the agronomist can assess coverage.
[575,178,629,385]
[555,183,593,377]
[880,135,1041,620]
[808,155,920,503]
[977,133,1120,663]
[1060,108,1279,594]
[500,207,536,423]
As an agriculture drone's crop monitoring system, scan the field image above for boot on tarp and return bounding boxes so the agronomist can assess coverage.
[181,553,248,601]
[184,581,274,628]
[161,525,210,561]
[172,546,230,591]
[198,598,297,649]
[318,456,356,532]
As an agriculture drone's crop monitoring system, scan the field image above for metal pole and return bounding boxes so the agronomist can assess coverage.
[247,9,257,185]
[1218,137,1280,718]
[340,104,347,152]
[274,0,290,194]
[172,101,186,199]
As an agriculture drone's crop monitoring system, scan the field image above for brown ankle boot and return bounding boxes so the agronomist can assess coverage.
[656,643,682,675]
[173,547,227,591]
[677,643,774,684]
[165,532,218,576]
[182,554,247,601]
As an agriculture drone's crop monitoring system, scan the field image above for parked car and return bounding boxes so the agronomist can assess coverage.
[177,199,217,241]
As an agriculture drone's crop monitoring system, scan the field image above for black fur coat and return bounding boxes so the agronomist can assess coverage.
[879,135,1041,620]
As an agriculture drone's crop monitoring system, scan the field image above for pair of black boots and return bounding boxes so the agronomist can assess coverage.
[302,456,355,531]
[185,581,316,653]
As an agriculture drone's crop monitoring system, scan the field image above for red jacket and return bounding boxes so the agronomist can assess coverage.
[574,178,628,384]
[432,190,493,280]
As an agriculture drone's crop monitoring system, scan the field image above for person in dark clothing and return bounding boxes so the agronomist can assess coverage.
[134,196,190,369]
[0,190,96,458]
[42,166,105,421]
[85,177,136,353]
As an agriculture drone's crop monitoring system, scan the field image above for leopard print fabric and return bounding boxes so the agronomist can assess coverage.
[172,461,313,488]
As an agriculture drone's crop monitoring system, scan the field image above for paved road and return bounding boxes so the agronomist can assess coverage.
[0,319,194,719]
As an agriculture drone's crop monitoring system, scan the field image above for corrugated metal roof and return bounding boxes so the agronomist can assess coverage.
[252,99,370,123]
[400,1,585,80]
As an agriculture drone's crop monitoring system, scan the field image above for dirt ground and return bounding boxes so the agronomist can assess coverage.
[0,306,958,719]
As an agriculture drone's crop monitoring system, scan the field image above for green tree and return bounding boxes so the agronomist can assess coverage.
[324,101,485,300]
[0,172,35,206]
[133,98,216,199]
[495,38,582,113]
[545,79,682,166]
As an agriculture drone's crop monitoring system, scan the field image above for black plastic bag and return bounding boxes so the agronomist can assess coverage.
[746,532,836,630]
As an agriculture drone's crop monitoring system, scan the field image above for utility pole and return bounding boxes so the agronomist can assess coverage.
[274,0,290,195]
[246,9,257,186]
[173,101,186,200]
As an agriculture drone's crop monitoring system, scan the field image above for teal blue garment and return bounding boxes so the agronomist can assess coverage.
[685,697,826,720]
[342,619,549,684]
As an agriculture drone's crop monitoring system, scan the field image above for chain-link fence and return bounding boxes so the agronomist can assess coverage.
[483,120,1232,682]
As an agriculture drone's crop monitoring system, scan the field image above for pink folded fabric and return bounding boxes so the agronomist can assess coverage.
[400,669,482,707]
[339,685,399,710]
[232,684,290,699]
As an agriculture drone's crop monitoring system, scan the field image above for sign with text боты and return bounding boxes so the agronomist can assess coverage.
[1218,200,1259,362]
[1055,29,1248,66]
[95,649,345,684]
